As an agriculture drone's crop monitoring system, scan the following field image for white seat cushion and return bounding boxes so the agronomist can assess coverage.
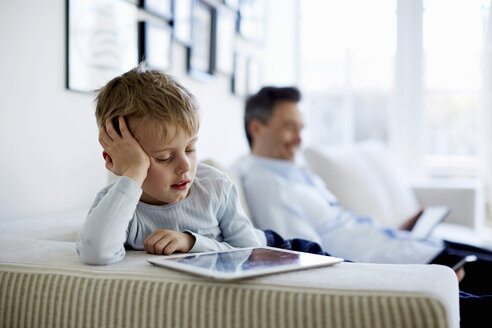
[303,141,420,228]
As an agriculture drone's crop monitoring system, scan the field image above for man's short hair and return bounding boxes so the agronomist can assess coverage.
[95,63,199,140]
[244,86,301,147]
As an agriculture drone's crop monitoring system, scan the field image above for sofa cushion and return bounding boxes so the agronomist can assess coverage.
[303,141,420,228]
[0,238,459,328]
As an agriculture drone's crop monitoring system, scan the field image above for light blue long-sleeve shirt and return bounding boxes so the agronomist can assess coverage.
[232,155,444,264]
[76,163,265,265]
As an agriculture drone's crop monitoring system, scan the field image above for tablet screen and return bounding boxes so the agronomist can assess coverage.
[148,247,343,280]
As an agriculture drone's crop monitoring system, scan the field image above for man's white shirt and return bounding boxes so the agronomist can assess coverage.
[232,154,444,264]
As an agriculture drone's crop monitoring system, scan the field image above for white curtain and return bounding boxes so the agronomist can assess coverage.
[391,0,424,178]
[479,4,492,219]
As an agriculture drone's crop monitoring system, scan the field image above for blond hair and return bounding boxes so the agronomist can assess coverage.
[95,64,199,139]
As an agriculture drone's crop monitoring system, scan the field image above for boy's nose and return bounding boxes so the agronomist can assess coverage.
[175,154,191,174]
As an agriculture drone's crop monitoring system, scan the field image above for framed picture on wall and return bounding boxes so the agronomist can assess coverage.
[231,52,247,97]
[215,7,236,75]
[66,0,139,93]
[139,0,172,21]
[187,0,216,80]
[138,21,172,71]
[238,0,265,43]
[173,0,194,46]
[223,0,239,11]
[247,56,263,95]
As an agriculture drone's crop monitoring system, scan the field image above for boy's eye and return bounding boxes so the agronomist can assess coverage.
[156,156,172,163]
[155,147,195,163]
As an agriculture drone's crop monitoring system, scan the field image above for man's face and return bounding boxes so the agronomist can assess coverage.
[252,101,303,161]
[137,126,198,206]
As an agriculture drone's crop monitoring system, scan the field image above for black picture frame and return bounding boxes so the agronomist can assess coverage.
[66,0,139,93]
[214,7,237,75]
[231,52,247,97]
[138,21,172,71]
[139,0,172,21]
[173,0,194,46]
[231,53,262,97]
[187,0,216,80]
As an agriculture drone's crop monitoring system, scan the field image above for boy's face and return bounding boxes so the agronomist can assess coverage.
[136,125,198,206]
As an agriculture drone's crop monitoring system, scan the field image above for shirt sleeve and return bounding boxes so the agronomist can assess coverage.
[188,178,265,253]
[242,171,324,245]
[76,177,142,265]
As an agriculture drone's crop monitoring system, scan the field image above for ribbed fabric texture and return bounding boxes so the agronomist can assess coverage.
[77,164,263,265]
[129,166,264,252]
[1,269,448,328]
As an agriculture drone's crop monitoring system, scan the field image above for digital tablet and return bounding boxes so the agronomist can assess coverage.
[147,247,343,281]
[411,205,451,239]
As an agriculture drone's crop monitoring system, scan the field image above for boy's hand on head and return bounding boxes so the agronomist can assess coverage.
[144,229,196,255]
[99,116,150,185]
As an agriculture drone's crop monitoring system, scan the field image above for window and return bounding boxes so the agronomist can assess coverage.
[422,0,488,177]
[300,0,490,179]
[300,0,396,146]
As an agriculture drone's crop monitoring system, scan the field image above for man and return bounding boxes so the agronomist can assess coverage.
[232,87,492,318]
[233,86,445,265]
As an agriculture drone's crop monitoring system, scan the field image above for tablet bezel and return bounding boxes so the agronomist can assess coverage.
[147,246,343,281]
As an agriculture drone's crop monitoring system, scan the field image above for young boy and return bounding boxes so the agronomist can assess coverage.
[76,65,326,265]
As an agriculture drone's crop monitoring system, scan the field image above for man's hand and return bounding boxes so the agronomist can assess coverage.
[456,267,465,283]
[399,208,424,231]
[99,116,150,186]
[144,229,196,255]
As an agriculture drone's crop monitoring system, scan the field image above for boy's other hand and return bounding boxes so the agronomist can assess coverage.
[144,229,196,255]
[99,116,150,185]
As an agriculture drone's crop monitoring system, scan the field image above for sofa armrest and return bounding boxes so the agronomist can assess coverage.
[0,238,460,328]
[411,179,485,231]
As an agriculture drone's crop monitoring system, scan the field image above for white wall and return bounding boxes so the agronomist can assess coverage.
[0,0,299,220]
[0,0,105,220]
[263,0,300,85]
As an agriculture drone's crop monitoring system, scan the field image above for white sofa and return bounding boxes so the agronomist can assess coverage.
[0,158,461,327]
[303,141,491,249]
